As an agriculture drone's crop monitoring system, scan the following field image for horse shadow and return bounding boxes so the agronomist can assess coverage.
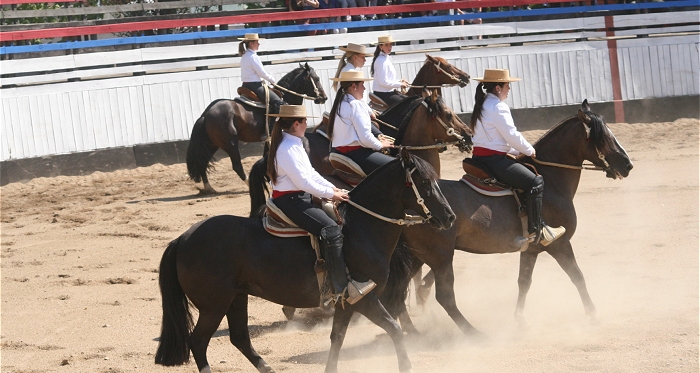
[125,190,248,204]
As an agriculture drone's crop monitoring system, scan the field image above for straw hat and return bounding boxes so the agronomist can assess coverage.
[338,43,372,56]
[238,33,264,41]
[330,70,373,82]
[374,35,395,45]
[473,69,522,83]
[269,105,320,118]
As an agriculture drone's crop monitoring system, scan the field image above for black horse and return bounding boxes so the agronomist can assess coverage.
[155,149,455,373]
[186,63,327,193]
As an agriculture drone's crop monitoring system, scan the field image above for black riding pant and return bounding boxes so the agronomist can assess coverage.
[473,154,541,191]
[273,192,337,236]
[373,90,407,107]
[242,81,284,113]
[333,147,394,175]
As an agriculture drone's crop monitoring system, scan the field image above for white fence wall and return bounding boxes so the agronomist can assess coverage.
[1,18,698,161]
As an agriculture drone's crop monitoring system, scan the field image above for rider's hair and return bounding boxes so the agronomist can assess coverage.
[332,52,358,91]
[327,81,356,143]
[267,117,305,183]
[238,40,253,56]
[370,45,382,77]
[470,82,506,132]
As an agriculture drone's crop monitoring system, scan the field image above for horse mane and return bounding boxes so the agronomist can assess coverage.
[394,95,447,144]
[533,109,615,154]
[378,96,423,143]
[277,66,306,88]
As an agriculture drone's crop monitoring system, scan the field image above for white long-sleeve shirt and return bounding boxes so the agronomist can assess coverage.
[272,132,335,199]
[372,52,402,92]
[331,95,383,151]
[341,61,359,73]
[240,49,276,84]
[472,93,535,156]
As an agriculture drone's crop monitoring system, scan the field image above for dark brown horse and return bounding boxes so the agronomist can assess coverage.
[155,150,455,373]
[406,54,470,96]
[387,100,634,335]
[306,88,472,179]
[186,63,327,193]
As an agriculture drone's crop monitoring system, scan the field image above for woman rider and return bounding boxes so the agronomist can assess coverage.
[239,33,285,117]
[332,43,373,91]
[470,69,566,247]
[328,70,394,176]
[267,105,376,304]
[370,35,409,107]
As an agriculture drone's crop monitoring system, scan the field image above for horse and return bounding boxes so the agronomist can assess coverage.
[406,54,470,96]
[385,100,634,335]
[306,88,472,180]
[186,63,327,193]
[155,149,456,373]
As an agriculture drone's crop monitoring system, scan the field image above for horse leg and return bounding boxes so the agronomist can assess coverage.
[190,307,228,373]
[546,241,598,323]
[353,296,413,373]
[432,263,480,336]
[281,306,296,320]
[325,305,354,373]
[515,250,540,328]
[221,138,248,184]
[396,301,420,336]
[226,294,274,372]
[200,173,216,194]
[416,269,435,307]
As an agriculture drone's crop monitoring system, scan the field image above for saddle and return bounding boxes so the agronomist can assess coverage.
[234,86,283,110]
[328,153,366,187]
[262,198,341,307]
[461,157,540,252]
[369,92,389,112]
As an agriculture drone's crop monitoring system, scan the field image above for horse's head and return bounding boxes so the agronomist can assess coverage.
[578,99,633,179]
[419,88,473,152]
[398,148,455,229]
[300,63,328,104]
[425,54,470,87]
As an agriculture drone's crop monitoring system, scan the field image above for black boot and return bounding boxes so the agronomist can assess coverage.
[320,225,375,305]
[526,176,565,247]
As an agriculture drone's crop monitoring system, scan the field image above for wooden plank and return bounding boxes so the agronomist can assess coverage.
[47,94,66,155]
[1,99,12,160]
[687,43,700,96]
[68,91,85,151]
[168,82,184,141]
[8,97,25,158]
[81,91,97,151]
[57,92,77,152]
[114,86,129,146]
[29,95,47,156]
[0,0,82,5]
[142,84,155,143]
[17,96,35,157]
[649,45,662,98]
[0,54,75,75]
[613,10,699,29]
[92,90,109,148]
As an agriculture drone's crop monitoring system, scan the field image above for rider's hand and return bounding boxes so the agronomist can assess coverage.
[332,188,350,202]
[380,138,394,149]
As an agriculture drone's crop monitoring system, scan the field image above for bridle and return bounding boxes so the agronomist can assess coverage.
[345,164,434,226]
[406,59,467,90]
[270,69,323,101]
[372,100,469,151]
[531,119,612,173]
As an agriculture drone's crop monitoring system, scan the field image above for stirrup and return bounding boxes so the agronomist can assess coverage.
[539,225,566,246]
[346,279,376,304]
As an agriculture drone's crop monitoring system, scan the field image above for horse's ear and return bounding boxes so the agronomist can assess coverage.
[422,87,430,98]
[578,109,591,124]
[400,147,411,164]
[304,62,310,70]
[425,53,434,61]
[430,89,439,102]
[581,99,590,112]
[299,62,304,68]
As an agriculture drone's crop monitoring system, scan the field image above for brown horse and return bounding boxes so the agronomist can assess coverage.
[306,88,472,180]
[155,150,455,373]
[389,100,634,335]
[406,54,470,96]
[186,63,327,193]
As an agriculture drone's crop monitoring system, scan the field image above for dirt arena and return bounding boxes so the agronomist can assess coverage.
[1,118,698,373]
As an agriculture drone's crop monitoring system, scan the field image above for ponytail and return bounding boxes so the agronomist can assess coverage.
[333,52,354,91]
[327,82,353,144]
[470,82,505,132]
[267,117,304,184]
[370,45,381,77]
[238,41,251,56]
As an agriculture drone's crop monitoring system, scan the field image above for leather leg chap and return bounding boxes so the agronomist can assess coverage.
[526,175,545,240]
[320,225,348,295]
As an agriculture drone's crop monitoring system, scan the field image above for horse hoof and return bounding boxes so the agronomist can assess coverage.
[515,314,531,330]
[282,306,296,320]
[416,285,431,306]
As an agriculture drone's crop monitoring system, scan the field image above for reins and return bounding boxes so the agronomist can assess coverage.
[345,165,432,226]
[270,75,321,101]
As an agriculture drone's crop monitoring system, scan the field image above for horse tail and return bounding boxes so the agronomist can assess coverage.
[248,151,269,218]
[155,237,193,366]
[186,116,215,183]
[382,241,415,318]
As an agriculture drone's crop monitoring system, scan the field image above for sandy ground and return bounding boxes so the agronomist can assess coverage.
[1,118,698,373]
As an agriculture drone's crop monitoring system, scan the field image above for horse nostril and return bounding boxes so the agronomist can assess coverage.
[627,163,634,171]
